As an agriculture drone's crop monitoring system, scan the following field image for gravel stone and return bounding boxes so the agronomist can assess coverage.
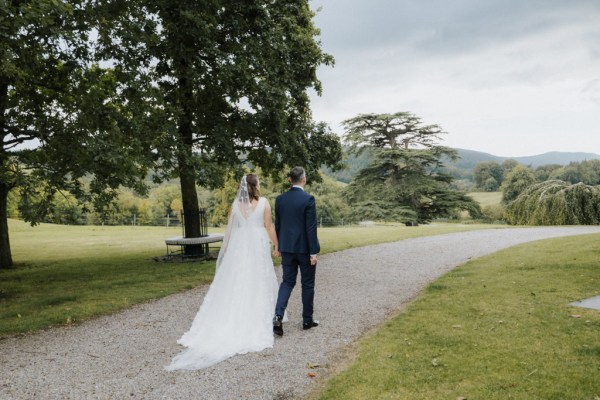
[1,226,599,399]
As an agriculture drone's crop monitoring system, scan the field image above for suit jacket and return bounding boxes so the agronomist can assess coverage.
[275,187,320,255]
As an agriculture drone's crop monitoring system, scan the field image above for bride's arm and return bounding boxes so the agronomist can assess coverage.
[263,200,279,255]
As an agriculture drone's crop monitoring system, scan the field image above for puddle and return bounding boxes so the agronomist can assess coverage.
[570,295,600,311]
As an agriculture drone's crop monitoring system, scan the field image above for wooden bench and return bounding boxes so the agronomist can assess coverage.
[165,234,224,259]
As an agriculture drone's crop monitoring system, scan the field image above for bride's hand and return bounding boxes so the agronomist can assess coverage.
[272,249,281,257]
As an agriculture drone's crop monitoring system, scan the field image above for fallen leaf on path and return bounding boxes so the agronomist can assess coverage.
[307,372,317,378]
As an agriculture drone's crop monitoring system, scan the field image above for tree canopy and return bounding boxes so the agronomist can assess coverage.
[473,162,504,191]
[505,180,600,225]
[501,164,536,204]
[0,0,157,268]
[342,112,481,223]
[96,0,342,248]
[344,112,445,153]
[0,0,343,266]
[548,159,600,185]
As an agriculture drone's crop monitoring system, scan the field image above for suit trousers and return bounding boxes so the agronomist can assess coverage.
[275,252,316,324]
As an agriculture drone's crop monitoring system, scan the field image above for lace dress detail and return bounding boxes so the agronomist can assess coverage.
[166,197,278,370]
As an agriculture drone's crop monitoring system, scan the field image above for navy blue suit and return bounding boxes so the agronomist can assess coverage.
[274,187,320,323]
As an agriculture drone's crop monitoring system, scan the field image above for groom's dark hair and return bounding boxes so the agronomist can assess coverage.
[289,166,306,184]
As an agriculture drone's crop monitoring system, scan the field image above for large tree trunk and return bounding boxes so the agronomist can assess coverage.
[176,74,203,256]
[0,183,13,269]
[0,78,13,268]
[177,138,204,257]
[178,148,201,239]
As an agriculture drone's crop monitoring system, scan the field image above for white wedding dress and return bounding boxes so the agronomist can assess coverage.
[166,196,279,370]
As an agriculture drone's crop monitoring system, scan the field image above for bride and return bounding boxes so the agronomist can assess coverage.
[166,173,281,370]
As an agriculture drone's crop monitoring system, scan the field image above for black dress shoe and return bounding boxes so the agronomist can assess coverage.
[303,320,319,330]
[273,315,283,336]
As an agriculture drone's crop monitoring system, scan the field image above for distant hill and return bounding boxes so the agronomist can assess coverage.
[511,151,600,167]
[323,147,600,183]
[322,147,375,183]
[452,148,600,169]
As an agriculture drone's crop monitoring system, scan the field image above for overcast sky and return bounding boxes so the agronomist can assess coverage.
[308,0,600,157]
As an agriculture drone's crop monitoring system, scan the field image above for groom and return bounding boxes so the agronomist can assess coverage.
[273,166,320,336]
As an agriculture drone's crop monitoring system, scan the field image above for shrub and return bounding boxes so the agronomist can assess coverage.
[504,180,600,225]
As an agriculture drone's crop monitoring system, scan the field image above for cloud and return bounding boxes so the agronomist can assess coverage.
[581,79,600,105]
[309,0,600,155]
[313,0,600,55]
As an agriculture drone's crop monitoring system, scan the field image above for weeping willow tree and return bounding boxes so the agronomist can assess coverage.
[504,180,600,225]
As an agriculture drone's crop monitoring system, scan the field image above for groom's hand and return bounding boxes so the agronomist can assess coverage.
[310,255,317,266]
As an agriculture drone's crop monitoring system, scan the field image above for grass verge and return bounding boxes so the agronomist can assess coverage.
[0,219,497,336]
[468,191,503,208]
[315,233,600,400]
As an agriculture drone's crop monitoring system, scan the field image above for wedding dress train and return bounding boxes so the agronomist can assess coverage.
[166,197,279,370]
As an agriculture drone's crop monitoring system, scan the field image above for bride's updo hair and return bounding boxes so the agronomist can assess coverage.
[246,173,260,201]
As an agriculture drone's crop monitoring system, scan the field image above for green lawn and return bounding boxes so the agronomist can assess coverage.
[0,219,496,336]
[1,221,219,336]
[468,191,503,207]
[315,234,600,400]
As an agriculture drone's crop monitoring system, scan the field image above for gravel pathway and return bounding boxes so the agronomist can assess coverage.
[2,226,600,399]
